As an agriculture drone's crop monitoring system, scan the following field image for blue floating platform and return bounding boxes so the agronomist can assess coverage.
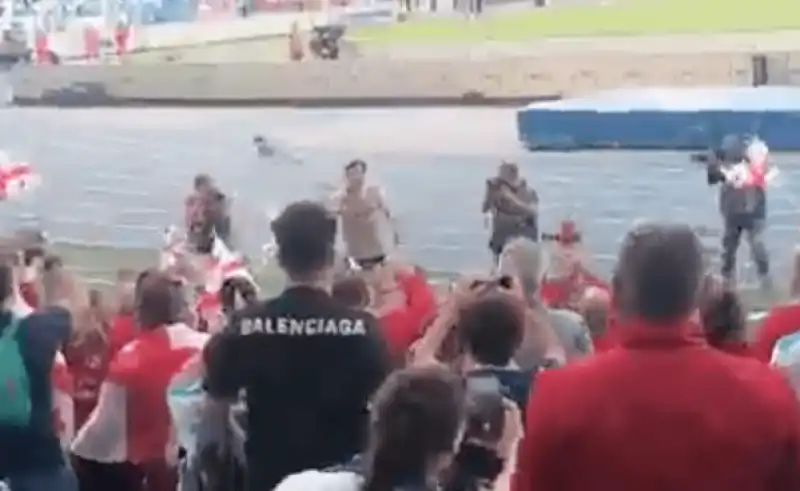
[516,87,800,151]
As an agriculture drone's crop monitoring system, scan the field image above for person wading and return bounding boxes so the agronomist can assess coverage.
[483,162,538,264]
[333,160,398,270]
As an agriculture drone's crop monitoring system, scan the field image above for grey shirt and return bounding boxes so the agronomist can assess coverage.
[515,307,593,370]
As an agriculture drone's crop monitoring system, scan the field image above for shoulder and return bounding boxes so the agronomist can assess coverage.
[547,308,589,336]
[20,306,72,352]
[274,470,361,491]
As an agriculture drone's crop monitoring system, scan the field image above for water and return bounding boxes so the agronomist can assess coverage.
[1,107,799,290]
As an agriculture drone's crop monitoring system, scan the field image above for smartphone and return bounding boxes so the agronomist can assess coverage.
[466,375,502,395]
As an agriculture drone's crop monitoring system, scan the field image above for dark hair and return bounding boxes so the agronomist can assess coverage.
[701,289,746,347]
[363,367,466,491]
[220,277,258,314]
[194,173,212,189]
[615,223,702,322]
[332,276,370,308]
[43,254,62,272]
[271,201,337,279]
[345,159,367,173]
[22,246,44,267]
[457,293,524,366]
[0,261,12,305]
[134,269,182,328]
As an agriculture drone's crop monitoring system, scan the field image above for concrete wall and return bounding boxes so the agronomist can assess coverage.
[11,51,800,106]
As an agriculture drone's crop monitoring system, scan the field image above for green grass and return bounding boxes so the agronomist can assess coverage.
[351,0,800,45]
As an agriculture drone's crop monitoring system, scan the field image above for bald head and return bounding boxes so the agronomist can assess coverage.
[615,222,703,322]
[578,287,611,337]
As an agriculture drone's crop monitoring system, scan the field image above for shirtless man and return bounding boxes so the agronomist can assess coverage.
[331,159,398,270]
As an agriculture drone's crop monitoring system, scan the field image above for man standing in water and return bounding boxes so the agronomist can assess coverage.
[332,160,398,269]
[705,136,773,289]
[483,161,539,263]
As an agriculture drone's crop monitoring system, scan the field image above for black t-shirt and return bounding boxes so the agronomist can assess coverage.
[204,286,391,491]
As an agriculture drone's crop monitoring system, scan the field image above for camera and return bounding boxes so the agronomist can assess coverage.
[468,275,513,295]
[464,375,505,444]
[541,220,582,245]
[541,232,582,244]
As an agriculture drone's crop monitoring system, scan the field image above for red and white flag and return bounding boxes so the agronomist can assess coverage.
[0,161,41,201]
[196,236,258,332]
[71,323,209,464]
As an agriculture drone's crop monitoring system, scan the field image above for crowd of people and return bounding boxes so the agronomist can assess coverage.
[2,156,800,491]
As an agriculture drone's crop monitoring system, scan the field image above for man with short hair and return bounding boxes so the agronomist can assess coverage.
[203,200,391,491]
[333,160,397,270]
[513,222,800,491]
[185,174,231,251]
[484,162,538,264]
[706,136,773,288]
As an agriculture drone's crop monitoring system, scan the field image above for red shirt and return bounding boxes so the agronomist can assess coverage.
[540,269,610,309]
[107,313,137,360]
[64,330,111,430]
[378,269,437,359]
[712,339,756,358]
[102,324,209,463]
[752,302,800,362]
[513,318,800,491]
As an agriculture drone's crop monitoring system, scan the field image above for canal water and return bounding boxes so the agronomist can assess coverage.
[1,107,799,291]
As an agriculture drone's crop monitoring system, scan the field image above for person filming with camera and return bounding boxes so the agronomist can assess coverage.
[483,162,538,264]
[702,135,775,289]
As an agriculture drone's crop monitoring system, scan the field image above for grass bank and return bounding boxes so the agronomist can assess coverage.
[351,0,800,44]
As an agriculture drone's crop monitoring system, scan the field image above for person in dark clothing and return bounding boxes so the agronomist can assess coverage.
[0,260,76,491]
[483,162,538,264]
[203,200,391,491]
[704,135,772,288]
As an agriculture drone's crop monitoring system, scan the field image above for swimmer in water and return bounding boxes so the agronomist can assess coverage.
[253,135,275,158]
[252,134,302,164]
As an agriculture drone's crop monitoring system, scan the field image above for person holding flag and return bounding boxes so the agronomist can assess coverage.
[706,135,776,289]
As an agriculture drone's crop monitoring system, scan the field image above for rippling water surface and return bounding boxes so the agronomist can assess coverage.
[2,107,799,287]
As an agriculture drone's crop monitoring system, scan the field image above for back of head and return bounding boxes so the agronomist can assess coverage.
[578,286,611,337]
[193,173,212,191]
[615,222,702,322]
[135,269,182,328]
[272,201,337,281]
[458,293,524,366]
[701,288,745,346]
[364,366,466,491]
[332,275,370,309]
